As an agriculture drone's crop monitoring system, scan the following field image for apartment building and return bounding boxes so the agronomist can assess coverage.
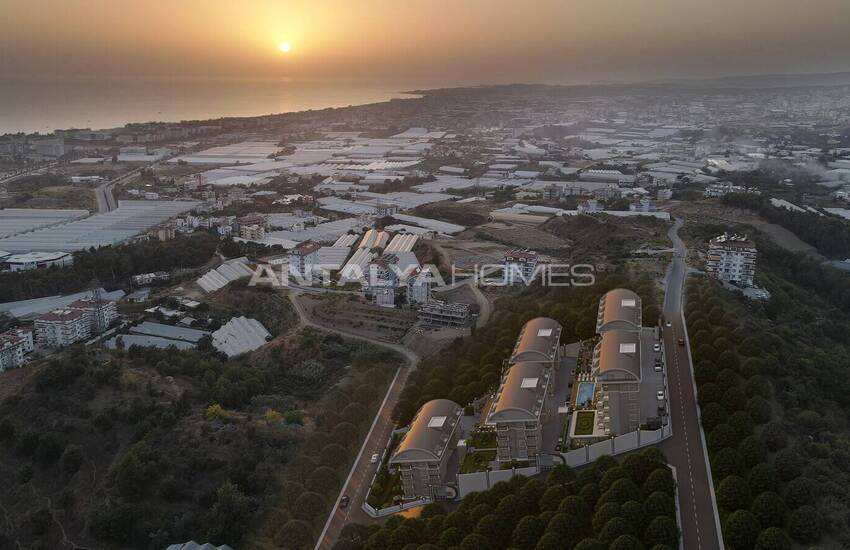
[597,288,642,334]
[488,362,553,464]
[68,296,118,333]
[418,300,470,327]
[706,233,757,287]
[509,317,562,366]
[503,249,539,285]
[287,240,321,281]
[390,399,463,500]
[0,329,32,371]
[591,330,642,435]
[34,309,90,347]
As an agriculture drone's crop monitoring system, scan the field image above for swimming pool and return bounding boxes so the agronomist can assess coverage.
[576,382,595,407]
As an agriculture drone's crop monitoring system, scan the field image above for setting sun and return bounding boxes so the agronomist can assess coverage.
[279,41,291,53]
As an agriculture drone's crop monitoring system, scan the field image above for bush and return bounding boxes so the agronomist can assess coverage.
[750,492,786,528]
[754,527,792,550]
[783,477,817,509]
[747,463,780,496]
[643,516,678,548]
[772,449,803,482]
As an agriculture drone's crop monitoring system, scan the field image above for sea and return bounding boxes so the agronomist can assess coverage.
[0,78,420,135]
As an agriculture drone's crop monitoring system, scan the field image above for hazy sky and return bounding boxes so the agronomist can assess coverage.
[3,0,850,86]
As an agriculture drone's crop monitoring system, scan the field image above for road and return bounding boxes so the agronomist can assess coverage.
[95,167,145,212]
[286,291,419,550]
[659,219,724,550]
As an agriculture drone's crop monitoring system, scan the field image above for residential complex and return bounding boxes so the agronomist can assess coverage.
[706,233,757,287]
[33,297,118,347]
[390,399,463,500]
[488,317,562,465]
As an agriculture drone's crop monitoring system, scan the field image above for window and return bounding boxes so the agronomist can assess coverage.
[521,377,539,389]
[619,343,637,353]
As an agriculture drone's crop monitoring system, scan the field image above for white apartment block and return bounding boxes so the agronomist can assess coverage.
[287,241,321,281]
[34,309,90,347]
[707,233,757,287]
[68,297,118,333]
[503,249,539,285]
[0,329,33,371]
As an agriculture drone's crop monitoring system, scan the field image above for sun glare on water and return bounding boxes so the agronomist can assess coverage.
[279,42,291,54]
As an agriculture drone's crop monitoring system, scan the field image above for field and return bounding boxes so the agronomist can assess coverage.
[1,174,97,210]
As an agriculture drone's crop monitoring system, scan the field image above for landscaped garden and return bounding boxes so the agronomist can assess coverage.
[460,450,496,473]
[574,410,596,436]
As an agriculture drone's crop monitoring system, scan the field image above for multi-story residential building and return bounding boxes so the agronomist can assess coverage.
[34,309,90,347]
[597,288,642,334]
[406,266,433,304]
[418,300,470,327]
[591,330,642,435]
[503,249,539,285]
[239,224,266,240]
[509,317,562,366]
[288,240,321,281]
[68,296,118,333]
[707,233,757,287]
[0,329,32,371]
[488,361,553,465]
[390,399,463,500]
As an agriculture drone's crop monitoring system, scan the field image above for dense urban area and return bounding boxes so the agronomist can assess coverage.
[2,75,850,550]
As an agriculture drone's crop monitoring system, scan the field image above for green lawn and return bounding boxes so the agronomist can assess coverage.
[574,411,595,436]
[467,429,497,449]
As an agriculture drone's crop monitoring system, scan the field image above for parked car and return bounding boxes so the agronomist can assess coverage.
[339,495,350,508]
[654,364,663,372]
[678,338,685,346]
[653,343,661,352]
[656,390,665,400]
[370,453,379,464]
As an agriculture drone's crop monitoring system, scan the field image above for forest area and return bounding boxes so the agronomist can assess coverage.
[686,238,850,549]
[0,329,402,549]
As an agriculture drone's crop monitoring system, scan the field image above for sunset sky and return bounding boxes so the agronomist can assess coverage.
[3,0,850,86]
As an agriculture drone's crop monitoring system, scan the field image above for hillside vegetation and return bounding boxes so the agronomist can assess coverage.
[335,449,679,550]
[686,239,850,548]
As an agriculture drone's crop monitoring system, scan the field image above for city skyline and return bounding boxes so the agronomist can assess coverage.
[3,0,850,87]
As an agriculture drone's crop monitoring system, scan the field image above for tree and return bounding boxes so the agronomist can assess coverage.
[700,403,728,432]
[738,435,767,468]
[389,524,421,548]
[717,476,751,511]
[747,463,779,496]
[438,527,464,547]
[591,502,622,532]
[643,492,675,520]
[535,532,565,550]
[788,506,820,543]
[609,534,644,550]
[754,527,792,550]
[600,517,633,543]
[307,466,340,496]
[760,422,787,452]
[783,477,817,510]
[724,510,760,550]
[538,486,566,511]
[511,515,545,549]
[547,464,576,488]
[598,478,640,506]
[750,492,786,528]
[642,469,675,497]
[460,533,491,550]
[711,448,742,479]
[747,396,772,424]
[206,482,252,546]
[643,516,678,548]
[293,491,326,522]
[573,539,606,550]
[545,512,580,546]
[708,424,738,452]
[772,449,803,482]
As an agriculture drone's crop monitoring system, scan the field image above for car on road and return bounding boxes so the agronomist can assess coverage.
[654,364,663,372]
[665,320,672,327]
[339,495,350,508]
[678,338,685,346]
[656,390,665,400]
[370,453,380,464]
[653,343,661,352]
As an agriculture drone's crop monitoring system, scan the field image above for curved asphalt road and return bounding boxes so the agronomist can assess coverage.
[659,219,724,550]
